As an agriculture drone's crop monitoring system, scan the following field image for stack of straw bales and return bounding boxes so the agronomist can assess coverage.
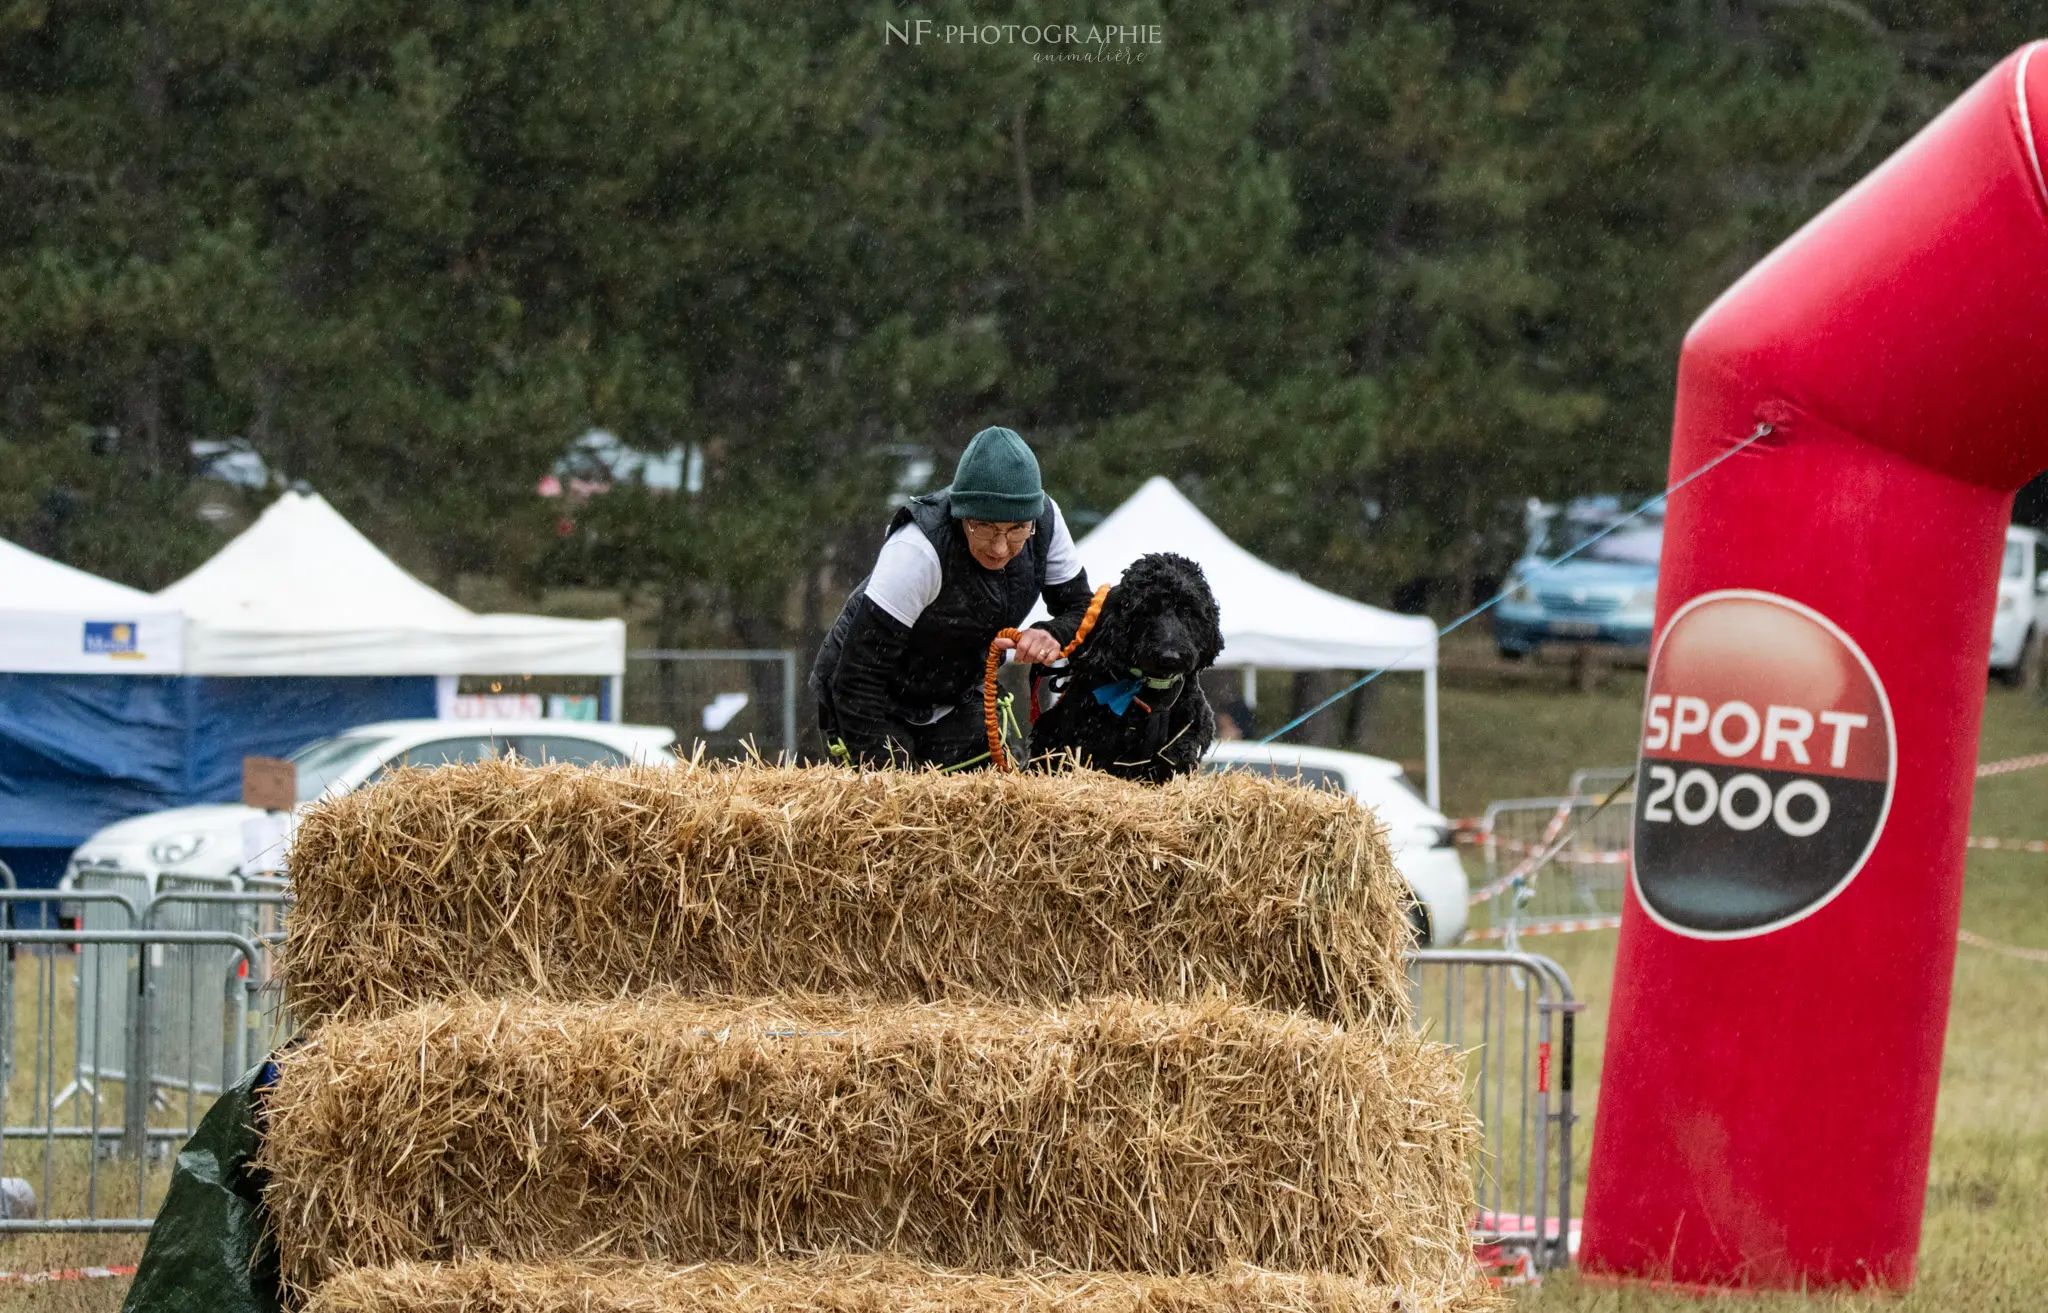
[265,761,1497,1312]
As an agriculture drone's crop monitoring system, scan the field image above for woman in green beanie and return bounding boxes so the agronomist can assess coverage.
[810,426,1096,769]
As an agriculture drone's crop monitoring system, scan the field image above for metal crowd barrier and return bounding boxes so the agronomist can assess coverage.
[69,872,289,1098]
[1408,948,1583,1274]
[0,912,274,1230]
[1476,790,1633,940]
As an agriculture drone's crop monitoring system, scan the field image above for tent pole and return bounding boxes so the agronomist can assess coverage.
[779,650,797,763]
[1241,667,1257,710]
[605,673,623,723]
[1422,664,1440,811]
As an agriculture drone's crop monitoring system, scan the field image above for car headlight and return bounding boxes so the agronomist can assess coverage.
[148,833,210,867]
[1623,585,1657,616]
[1507,575,1535,605]
[1998,594,2017,616]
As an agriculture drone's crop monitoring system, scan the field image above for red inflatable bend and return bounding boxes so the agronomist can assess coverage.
[1581,44,2048,1290]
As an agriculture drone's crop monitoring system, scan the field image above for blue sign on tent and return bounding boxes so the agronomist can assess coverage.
[82,622,141,656]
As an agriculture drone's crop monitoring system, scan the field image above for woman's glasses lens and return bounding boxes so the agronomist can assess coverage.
[967,522,1033,545]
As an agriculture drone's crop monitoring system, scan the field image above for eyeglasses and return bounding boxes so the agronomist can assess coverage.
[962,520,1036,547]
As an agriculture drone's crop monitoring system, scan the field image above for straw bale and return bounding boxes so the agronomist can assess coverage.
[303,1256,1502,1313]
[282,761,1410,1028]
[302,1257,1500,1313]
[260,995,1478,1296]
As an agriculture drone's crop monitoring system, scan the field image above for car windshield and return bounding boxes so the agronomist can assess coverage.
[1385,772,1428,805]
[2007,540,2027,580]
[1203,759,1349,793]
[287,736,388,801]
[1580,523,1663,565]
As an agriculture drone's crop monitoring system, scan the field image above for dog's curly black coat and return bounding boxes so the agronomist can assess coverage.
[1028,552,1223,783]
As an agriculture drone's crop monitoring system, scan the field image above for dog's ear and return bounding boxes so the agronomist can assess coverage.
[1167,554,1225,669]
[1196,595,1224,669]
[1075,578,1138,672]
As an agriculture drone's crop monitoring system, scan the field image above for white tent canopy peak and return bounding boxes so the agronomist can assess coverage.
[157,491,624,677]
[1034,476,1438,671]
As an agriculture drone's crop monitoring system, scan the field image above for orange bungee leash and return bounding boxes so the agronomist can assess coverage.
[983,584,1111,771]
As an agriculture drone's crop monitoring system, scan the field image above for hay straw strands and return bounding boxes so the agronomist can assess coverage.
[283,762,1411,1029]
[303,1256,1503,1313]
[260,995,1478,1297]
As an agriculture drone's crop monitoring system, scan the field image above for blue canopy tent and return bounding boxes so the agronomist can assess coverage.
[0,494,621,890]
[0,537,434,888]
[0,673,432,886]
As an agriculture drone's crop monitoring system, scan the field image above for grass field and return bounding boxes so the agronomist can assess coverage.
[0,665,2041,1311]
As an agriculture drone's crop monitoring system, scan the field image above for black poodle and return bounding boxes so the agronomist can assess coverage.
[1029,552,1223,782]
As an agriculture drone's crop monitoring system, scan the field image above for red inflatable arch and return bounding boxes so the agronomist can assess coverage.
[1581,43,2048,1290]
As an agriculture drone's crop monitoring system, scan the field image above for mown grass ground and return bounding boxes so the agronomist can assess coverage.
[1,658,2042,1310]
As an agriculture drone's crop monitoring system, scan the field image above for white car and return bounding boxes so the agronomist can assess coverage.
[63,720,677,894]
[1202,740,1470,946]
[1992,525,2047,689]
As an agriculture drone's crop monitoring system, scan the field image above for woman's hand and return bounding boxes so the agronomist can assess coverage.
[997,629,1063,664]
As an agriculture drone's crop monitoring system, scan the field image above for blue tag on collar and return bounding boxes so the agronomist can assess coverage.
[1093,676,1146,716]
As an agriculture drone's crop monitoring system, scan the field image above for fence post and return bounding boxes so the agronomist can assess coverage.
[223,956,251,1094]
[0,872,14,1104]
[1551,994,1586,1270]
[120,942,150,1161]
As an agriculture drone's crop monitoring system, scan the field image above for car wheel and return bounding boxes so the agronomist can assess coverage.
[1407,899,1434,946]
[1497,645,1526,662]
[2017,627,2046,693]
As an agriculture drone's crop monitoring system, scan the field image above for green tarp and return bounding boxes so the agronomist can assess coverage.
[121,1059,284,1313]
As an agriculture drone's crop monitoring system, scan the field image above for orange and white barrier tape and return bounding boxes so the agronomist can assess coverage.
[1465,800,1574,905]
[0,1264,135,1286]
[1967,836,2048,854]
[1475,836,2045,865]
[1467,921,2046,950]
[1470,835,1630,864]
[1469,915,1623,940]
[1978,751,2048,778]
[1473,1211,1580,1287]
[1475,1246,1539,1287]
[1957,929,2048,963]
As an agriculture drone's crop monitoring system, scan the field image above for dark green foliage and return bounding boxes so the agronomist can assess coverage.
[0,1,2033,622]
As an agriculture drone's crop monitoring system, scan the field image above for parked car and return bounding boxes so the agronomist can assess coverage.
[1492,496,1662,660]
[62,720,677,895]
[1993,524,2048,689]
[1201,741,1469,946]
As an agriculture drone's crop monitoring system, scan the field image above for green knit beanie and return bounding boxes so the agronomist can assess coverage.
[948,426,1045,521]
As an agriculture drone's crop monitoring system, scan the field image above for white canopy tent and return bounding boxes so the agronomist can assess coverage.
[158,492,626,713]
[1038,477,1442,805]
[0,539,184,674]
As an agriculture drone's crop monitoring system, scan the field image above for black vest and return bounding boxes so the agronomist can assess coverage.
[816,491,1056,714]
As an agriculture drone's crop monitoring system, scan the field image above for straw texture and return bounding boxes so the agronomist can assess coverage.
[302,1256,1502,1313]
[260,995,1478,1297]
[282,762,1410,1029]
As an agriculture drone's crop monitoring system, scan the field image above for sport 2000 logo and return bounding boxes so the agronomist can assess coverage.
[1631,590,1896,939]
